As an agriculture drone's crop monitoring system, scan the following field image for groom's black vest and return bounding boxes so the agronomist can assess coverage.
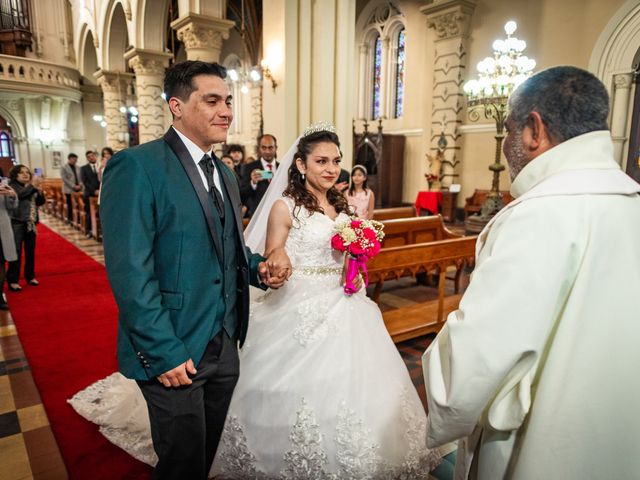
[210,169,240,340]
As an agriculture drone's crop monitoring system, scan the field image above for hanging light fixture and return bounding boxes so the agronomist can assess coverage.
[463,21,536,233]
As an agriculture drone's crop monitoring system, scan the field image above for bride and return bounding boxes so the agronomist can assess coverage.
[70,123,447,479]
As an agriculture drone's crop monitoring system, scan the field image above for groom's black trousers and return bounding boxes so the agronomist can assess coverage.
[136,331,239,480]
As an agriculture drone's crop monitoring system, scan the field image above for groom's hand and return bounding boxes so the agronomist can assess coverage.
[157,359,197,387]
[260,247,292,288]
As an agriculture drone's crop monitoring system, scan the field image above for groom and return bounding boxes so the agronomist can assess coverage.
[100,61,288,479]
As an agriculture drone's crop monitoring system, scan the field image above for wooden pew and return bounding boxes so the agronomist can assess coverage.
[71,192,83,229]
[367,236,477,342]
[381,215,460,248]
[464,189,513,218]
[372,206,416,221]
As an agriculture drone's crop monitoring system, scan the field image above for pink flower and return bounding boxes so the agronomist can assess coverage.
[349,241,366,256]
[362,228,377,243]
[351,219,362,229]
[331,234,346,252]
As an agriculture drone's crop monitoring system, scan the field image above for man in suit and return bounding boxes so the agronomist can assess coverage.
[60,153,82,224]
[80,150,100,236]
[100,61,289,480]
[240,134,278,217]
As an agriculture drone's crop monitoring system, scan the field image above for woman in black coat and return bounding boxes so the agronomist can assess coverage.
[7,165,45,291]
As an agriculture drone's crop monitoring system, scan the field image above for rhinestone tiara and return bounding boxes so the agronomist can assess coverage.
[302,121,336,137]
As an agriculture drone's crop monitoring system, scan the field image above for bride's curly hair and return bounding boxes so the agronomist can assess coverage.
[283,130,350,218]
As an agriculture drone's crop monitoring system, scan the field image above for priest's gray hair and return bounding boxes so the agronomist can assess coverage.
[508,66,609,143]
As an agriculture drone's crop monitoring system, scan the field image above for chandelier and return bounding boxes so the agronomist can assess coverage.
[463,21,535,104]
[462,21,536,233]
[227,66,262,94]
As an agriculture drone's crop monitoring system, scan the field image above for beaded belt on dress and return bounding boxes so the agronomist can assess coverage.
[293,265,342,276]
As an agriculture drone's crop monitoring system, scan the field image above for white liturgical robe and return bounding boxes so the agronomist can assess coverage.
[423,131,640,479]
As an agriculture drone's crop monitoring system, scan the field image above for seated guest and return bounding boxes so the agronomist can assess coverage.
[346,165,375,219]
[240,134,278,217]
[220,154,236,174]
[7,165,45,291]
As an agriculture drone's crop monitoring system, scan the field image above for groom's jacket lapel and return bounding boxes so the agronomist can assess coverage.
[163,128,223,263]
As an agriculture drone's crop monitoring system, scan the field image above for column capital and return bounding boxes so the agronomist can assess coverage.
[171,14,234,60]
[125,49,173,76]
[94,70,134,94]
[421,0,476,40]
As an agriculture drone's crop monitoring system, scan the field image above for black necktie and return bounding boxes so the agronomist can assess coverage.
[198,154,225,221]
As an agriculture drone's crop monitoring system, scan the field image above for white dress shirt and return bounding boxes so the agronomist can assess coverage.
[251,158,276,190]
[173,127,223,198]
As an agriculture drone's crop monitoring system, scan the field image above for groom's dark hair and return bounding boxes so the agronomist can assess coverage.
[163,61,227,103]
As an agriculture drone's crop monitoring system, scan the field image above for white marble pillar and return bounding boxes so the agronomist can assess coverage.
[611,72,634,165]
[94,70,133,151]
[125,49,173,143]
[421,0,476,187]
[171,14,234,63]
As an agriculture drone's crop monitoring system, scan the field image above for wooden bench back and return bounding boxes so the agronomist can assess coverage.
[372,206,416,221]
[381,214,460,247]
[464,189,513,216]
[368,236,476,286]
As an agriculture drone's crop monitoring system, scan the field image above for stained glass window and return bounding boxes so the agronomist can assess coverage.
[394,29,405,118]
[0,132,13,158]
[372,35,382,119]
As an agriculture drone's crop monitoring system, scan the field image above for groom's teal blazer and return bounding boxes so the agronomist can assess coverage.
[100,128,265,380]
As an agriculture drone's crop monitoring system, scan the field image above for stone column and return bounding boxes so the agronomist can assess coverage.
[94,70,134,151]
[611,72,634,165]
[171,14,234,63]
[125,49,173,143]
[421,0,476,187]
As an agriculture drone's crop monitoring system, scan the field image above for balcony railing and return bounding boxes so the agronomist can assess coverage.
[0,54,80,98]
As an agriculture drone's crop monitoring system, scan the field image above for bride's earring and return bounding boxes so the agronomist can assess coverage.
[301,172,306,181]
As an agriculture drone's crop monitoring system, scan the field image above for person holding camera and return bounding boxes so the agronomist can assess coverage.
[0,178,17,309]
[7,165,45,291]
[240,134,278,218]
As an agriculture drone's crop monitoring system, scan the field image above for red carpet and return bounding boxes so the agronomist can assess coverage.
[7,225,152,479]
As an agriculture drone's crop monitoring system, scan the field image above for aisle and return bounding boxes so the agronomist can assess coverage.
[5,222,151,480]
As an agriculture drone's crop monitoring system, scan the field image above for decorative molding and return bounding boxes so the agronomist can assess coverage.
[421,0,476,41]
[458,123,496,134]
[171,14,234,52]
[125,49,172,76]
[614,72,633,89]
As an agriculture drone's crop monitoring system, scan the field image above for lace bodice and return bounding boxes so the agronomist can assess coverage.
[278,197,349,271]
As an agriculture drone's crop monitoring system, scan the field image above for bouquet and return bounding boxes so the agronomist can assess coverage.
[331,218,385,295]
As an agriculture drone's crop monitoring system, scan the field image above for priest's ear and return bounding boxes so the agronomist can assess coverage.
[524,111,555,154]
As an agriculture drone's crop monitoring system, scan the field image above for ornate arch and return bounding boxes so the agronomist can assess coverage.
[136,0,171,51]
[78,25,99,84]
[589,0,640,165]
[101,0,133,71]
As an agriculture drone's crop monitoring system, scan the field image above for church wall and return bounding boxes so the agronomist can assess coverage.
[454,0,627,206]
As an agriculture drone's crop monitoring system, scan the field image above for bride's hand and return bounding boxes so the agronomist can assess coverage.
[341,255,364,292]
[260,247,292,288]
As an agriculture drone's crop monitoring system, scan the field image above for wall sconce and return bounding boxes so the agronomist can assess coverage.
[260,60,278,93]
[38,128,60,148]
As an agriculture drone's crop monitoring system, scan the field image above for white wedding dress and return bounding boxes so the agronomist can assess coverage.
[69,197,443,479]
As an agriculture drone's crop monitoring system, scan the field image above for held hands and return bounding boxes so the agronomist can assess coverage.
[157,358,197,387]
[258,247,292,288]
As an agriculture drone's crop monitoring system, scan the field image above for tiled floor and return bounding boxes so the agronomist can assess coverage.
[0,213,466,478]
[0,310,68,480]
